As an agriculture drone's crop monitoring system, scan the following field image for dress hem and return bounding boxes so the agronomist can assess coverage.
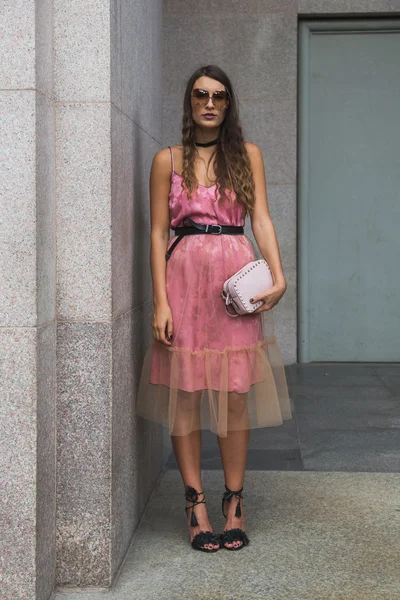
[154,337,277,356]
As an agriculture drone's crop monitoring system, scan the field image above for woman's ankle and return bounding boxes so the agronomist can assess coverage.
[186,499,212,528]
[223,494,246,530]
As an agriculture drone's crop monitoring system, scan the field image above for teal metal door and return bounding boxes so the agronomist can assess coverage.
[298,19,400,362]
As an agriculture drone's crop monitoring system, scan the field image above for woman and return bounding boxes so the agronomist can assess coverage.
[136,65,292,552]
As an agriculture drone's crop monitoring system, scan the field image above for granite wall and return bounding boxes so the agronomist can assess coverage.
[1,0,167,598]
[1,0,56,599]
[54,0,167,591]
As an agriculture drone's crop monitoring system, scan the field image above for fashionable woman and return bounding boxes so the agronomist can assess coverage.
[136,65,292,552]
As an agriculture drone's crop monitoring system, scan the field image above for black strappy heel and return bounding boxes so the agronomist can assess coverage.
[184,485,221,552]
[219,485,250,550]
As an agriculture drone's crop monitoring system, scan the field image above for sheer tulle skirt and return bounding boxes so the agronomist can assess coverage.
[136,233,292,437]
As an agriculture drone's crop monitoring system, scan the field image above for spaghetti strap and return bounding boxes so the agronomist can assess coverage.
[168,145,175,173]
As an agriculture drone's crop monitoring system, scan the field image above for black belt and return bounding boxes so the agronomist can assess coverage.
[165,217,244,261]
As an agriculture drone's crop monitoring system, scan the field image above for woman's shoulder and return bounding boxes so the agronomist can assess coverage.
[157,144,182,154]
[244,142,263,168]
[152,145,179,168]
[151,146,178,180]
[153,145,176,158]
[153,145,182,164]
[244,141,261,155]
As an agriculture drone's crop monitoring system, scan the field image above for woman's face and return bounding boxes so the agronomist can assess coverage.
[191,76,228,131]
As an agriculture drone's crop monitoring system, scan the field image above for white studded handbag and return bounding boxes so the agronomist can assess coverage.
[221,259,274,317]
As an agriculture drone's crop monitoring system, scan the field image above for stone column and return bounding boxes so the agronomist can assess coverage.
[0,1,57,599]
[1,0,167,597]
[54,0,167,590]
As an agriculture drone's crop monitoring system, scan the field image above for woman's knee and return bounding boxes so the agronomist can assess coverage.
[227,392,248,414]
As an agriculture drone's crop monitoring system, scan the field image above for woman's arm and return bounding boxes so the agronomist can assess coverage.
[149,148,174,344]
[245,142,287,309]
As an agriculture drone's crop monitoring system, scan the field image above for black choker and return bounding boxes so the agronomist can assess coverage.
[195,138,219,147]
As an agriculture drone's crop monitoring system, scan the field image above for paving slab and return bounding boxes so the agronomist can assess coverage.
[55,469,400,600]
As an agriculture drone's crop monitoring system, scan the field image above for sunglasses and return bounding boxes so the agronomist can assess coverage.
[191,88,230,109]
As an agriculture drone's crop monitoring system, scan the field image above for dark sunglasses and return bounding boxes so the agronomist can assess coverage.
[191,88,230,109]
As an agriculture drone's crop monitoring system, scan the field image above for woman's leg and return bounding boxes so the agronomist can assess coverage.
[217,391,250,548]
[171,390,219,550]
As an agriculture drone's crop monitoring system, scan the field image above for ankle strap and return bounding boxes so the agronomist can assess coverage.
[222,485,244,519]
[184,485,206,528]
[184,485,205,502]
[223,484,244,500]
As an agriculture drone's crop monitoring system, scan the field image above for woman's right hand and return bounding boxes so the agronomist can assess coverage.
[152,302,174,346]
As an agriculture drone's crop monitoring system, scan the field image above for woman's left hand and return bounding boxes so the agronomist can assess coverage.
[249,282,287,312]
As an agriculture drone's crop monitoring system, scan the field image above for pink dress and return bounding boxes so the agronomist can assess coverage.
[136,146,292,437]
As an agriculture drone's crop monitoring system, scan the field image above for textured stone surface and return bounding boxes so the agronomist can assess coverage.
[0,89,56,328]
[110,106,159,319]
[55,311,169,587]
[0,0,35,89]
[36,322,57,600]
[56,322,112,587]
[0,91,37,327]
[53,0,110,101]
[219,15,298,114]
[291,364,400,472]
[108,2,168,580]
[111,302,166,577]
[36,89,57,326]
[299,0,400,13]
[1,4,57,599]
[0,323,56,600]
[0,328,37,599]
[56,102,112,322]
[239,94,297,184]
[36,0,54,96]
[55,0,167,588]
[120,0,163,139]
[111,10,122,110]
[164,0,299,14]
[55,469,400,600]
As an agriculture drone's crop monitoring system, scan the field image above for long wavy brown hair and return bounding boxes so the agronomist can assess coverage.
[180,65,256,215]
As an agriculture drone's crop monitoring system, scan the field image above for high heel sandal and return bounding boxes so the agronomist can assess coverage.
[219,485,250,550]
[184,485,221,552]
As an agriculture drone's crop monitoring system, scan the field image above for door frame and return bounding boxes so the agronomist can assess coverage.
[298,18,400,362]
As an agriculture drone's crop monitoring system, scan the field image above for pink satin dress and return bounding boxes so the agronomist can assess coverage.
[136,146,292,437]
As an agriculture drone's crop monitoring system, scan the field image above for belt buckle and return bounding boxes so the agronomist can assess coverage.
[210,224,222,234]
